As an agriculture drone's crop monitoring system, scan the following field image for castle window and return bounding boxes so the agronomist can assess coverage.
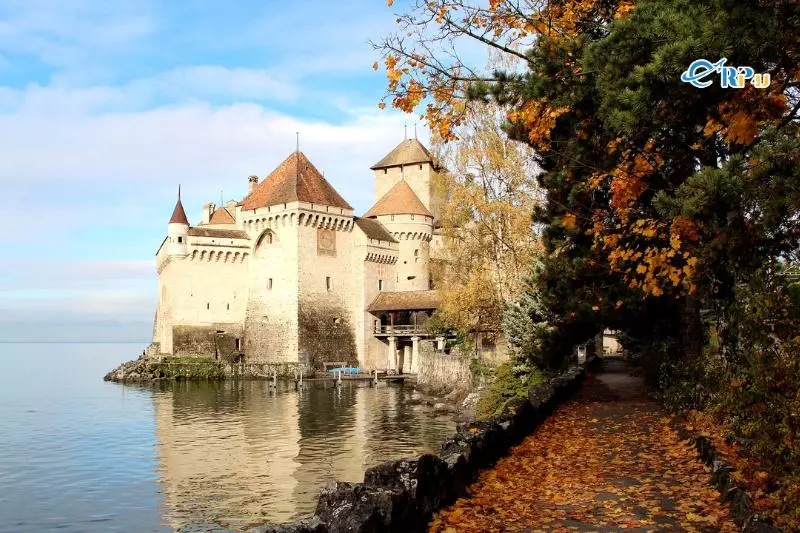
[383,169,387,174]
[411,214,415,220]
[429,279,434,290]
[414,249,419,257]
[408,276,416,280]
[419,164,422,170]
[206,303,210,310]
[378,279,383,291]
[235,338,242,351]
[226,303,230,310]
[268,278,273,290]
[326,276,332,291]
[391,215,395,221]
[177,236,183,243]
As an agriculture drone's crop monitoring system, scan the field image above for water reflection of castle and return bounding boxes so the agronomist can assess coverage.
[152,381,452,530]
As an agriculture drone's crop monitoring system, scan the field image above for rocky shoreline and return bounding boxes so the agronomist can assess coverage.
[242,359,592,533]
[103,355,307,383]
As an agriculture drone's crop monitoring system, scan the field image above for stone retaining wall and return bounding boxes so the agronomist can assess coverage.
[673,426,782,533]
[104,358,309,383]
[416,342,472,392]
[248,359,592,533]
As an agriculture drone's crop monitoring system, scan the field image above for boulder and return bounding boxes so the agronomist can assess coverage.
[247,516,328,533]
[363,454,452,517]
[315,482,412,533]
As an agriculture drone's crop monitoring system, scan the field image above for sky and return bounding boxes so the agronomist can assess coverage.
[0,0,432,343]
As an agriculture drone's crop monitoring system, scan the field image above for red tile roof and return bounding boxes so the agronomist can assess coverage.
[354,217,397,242]
[367,290,440,312]
[371,138,433,170]
[188,227,249,239]
[363,180,432,218]
[209,207,235,224]
[241,151,352,211]
[169,197,189,225]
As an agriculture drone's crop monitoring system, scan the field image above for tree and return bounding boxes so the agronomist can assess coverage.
[377,0,800,521]
[431,101,544,339]
[377,0,800,360]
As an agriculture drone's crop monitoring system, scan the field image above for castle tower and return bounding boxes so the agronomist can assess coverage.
[239,151,357,365]
[167,187,189,257]
[370,138,441,222]
[364,180,433,291]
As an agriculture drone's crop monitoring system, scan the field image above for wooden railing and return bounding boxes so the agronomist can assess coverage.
[374,324,427,335]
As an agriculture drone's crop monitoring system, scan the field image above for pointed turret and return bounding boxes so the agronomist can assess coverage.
[371,138,441,222]
[364,179,432,218]
[370,138,433,170]
[169,186,189,225]
[167,186,189,257]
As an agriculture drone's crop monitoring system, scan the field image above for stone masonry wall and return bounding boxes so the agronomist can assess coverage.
[298,303,358,370]
[172,324,244,358]
[417,340,473,391]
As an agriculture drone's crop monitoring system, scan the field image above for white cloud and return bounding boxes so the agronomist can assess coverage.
[0,92,423,214]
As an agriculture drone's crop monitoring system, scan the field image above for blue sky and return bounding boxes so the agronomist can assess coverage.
[0,0,430,342]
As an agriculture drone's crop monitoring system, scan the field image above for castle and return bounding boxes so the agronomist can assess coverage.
[151,138,443,373]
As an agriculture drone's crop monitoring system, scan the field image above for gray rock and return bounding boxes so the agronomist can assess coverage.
[247,516,328,533]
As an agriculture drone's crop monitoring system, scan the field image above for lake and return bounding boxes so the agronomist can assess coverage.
[0,343,456,532]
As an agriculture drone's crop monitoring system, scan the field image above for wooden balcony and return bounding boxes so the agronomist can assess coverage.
[373,324,457,337]
[373,324,428,336]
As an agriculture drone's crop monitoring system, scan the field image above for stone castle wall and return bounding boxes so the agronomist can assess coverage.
[244,209,301,362]
[353,228,399,370]
[297,215,359,368]
[375,213,432,292]
[416,340,473,392]
[155,248,249,354]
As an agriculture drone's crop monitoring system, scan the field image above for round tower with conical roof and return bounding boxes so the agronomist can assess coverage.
[167,186,189,257]
[364,179,433,291]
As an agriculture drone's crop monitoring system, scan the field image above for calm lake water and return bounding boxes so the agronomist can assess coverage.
[0,343,456,532]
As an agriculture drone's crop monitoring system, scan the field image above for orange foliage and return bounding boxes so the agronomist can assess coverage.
[430,367,737,532]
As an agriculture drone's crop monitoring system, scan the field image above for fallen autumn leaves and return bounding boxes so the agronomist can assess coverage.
[429,359,737,532]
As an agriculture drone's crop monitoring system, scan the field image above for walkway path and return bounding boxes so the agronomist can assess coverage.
[428,359,737,532]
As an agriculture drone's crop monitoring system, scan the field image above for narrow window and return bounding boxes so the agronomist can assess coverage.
[378,279,383,291]
[419,164,422,170]
[226,303,230,310]
[177,236,183,243]
[411,214,415,221]
[268,278,273,290]
[391,214,395,221]
[206,303,210,310]
[383,169,387,174]
[235,338,242,351]
[326,276,332,291]
[414,249,419,257]
[429,279,434,290]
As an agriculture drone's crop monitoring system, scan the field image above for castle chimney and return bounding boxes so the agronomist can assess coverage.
[248,175,259,193]
[201,203,215,225]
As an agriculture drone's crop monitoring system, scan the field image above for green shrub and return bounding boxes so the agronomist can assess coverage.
[476,361,544,420]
